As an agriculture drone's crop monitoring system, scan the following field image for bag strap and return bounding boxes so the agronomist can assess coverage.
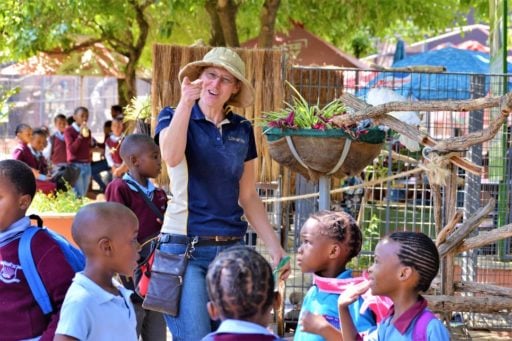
[19,225,54,315]
[124,179,164,222]
[412,308,436,341]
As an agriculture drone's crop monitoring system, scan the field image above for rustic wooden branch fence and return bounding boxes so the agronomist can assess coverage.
[337,92,512,316]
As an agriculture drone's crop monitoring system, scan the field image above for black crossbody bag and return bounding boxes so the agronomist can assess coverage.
[124,179,192,316]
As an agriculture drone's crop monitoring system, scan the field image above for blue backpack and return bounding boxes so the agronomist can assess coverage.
[18,216,85,315]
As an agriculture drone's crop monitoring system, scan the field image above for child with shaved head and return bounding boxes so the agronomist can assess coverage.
[54,202,140,341]
[202,245,283,341]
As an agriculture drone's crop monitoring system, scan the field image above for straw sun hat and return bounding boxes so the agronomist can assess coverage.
[178,47,255,108]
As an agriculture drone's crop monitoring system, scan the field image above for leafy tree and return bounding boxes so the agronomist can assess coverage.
[0,0,491,107]
[0,0,179,106]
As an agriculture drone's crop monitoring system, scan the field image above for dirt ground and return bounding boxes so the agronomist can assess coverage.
[462,330,512,340]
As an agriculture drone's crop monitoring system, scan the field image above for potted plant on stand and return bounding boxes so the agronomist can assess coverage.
[28,186,91,246]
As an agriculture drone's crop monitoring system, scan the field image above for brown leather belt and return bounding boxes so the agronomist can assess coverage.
[159,233,242,246]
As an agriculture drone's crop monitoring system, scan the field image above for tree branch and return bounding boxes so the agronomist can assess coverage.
[258,0,280,48]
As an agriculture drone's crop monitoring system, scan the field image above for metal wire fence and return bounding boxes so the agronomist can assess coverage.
[253,66,512,333]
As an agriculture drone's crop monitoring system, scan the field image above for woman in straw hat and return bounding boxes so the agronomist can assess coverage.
[155,47,290,340]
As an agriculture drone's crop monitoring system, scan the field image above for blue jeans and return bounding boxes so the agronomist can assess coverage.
[72,162,91,197]
[159,240,243,341]
[91,159,111,192]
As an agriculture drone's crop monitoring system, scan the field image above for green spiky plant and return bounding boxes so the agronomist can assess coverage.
[262,81,346,130]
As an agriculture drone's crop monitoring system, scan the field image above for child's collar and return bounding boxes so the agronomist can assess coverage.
[388,295,428,334]
[0,216,31,247]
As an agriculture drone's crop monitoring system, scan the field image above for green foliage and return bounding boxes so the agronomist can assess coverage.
[123,95,151,121]
[30,186,91,214]
[262,81,346,130]
[348,214,381,271]
[0,86,20,122]
[0,0,492,83]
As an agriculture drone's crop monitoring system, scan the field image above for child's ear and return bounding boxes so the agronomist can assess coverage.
[207,301,220,321]
[129,154,137,166]
[98,237,113,256]
[329,242,345,259]
[399,266,414,281]
[19,194,32,211]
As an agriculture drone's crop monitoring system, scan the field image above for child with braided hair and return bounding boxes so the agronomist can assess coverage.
[294,211,377,341]
[202,245,283,341]
[338,231,450,340]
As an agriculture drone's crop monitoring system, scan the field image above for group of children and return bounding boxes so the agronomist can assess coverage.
[12,105,127,198]
[2,112,450,340]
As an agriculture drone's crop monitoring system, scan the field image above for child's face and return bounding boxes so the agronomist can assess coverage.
[17,128,32,144]
[110,217,140,276]
[368,238,403,296]
[297,218,335,275]
[0,176,30,231]
[30,134,47,152]
[55,118,67,133]
[133,143,162,179]
[111,119,124,137]
[73,110,89,126]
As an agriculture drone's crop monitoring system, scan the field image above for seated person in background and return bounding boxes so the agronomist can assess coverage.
[294,211,377,341]
[105,116,128,178]
[12,124,56,194]
[54,202,140,341]
[111,104,124,119]
[44,114,68,170]
[201,245,283,341]
[338,232,450,341]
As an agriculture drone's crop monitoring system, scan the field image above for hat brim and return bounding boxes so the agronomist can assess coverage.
[178,61,255,108]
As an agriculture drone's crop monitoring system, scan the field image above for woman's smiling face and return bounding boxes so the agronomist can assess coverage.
[199,67,240,107]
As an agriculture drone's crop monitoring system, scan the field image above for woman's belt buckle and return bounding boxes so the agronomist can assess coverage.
[212,235,239,242]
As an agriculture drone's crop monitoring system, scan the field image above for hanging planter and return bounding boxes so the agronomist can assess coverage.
[262,82,385,181]
[265,127,385,181]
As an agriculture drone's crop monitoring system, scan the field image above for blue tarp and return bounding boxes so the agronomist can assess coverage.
[358,47,512,100]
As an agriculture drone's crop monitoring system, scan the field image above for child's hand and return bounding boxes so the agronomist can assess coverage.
[338,280,370,308]
[299,311,330,336]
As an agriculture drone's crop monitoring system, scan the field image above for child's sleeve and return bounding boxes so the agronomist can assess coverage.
[426,318,450,340]
[55,293,92,340]
[32,233,75,341]
[105,179,131,205]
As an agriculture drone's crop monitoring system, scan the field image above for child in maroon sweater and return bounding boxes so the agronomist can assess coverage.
[64,106,93,197]
[0,159,75,341]
[48,114,68,169]
[105,134,168,341]
[12,124,56,194]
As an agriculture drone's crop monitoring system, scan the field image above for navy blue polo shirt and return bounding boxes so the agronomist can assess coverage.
[155,104,257,237]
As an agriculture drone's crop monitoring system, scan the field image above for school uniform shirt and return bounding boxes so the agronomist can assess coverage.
[104,133,124,167]
[0,216,75,341]
[50,132,67,166]
[12,142,50,174]
[201,319,283,341]
[105,175,168,243]
[155,104,257,237]
[364,297,450,341]
[12,142,57,194]
[294,269,376,341]
[64,123,92,163]
[56,273,137,341]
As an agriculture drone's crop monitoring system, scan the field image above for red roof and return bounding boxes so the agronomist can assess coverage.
[1,43,127,78]
[242,23,368,69]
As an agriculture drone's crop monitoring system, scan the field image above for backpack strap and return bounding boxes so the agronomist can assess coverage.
[124,179,164,222]
[19,226,53,315]
[412,308,436,341]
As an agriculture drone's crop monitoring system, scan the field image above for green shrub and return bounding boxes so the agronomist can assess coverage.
[29,185,91,214]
